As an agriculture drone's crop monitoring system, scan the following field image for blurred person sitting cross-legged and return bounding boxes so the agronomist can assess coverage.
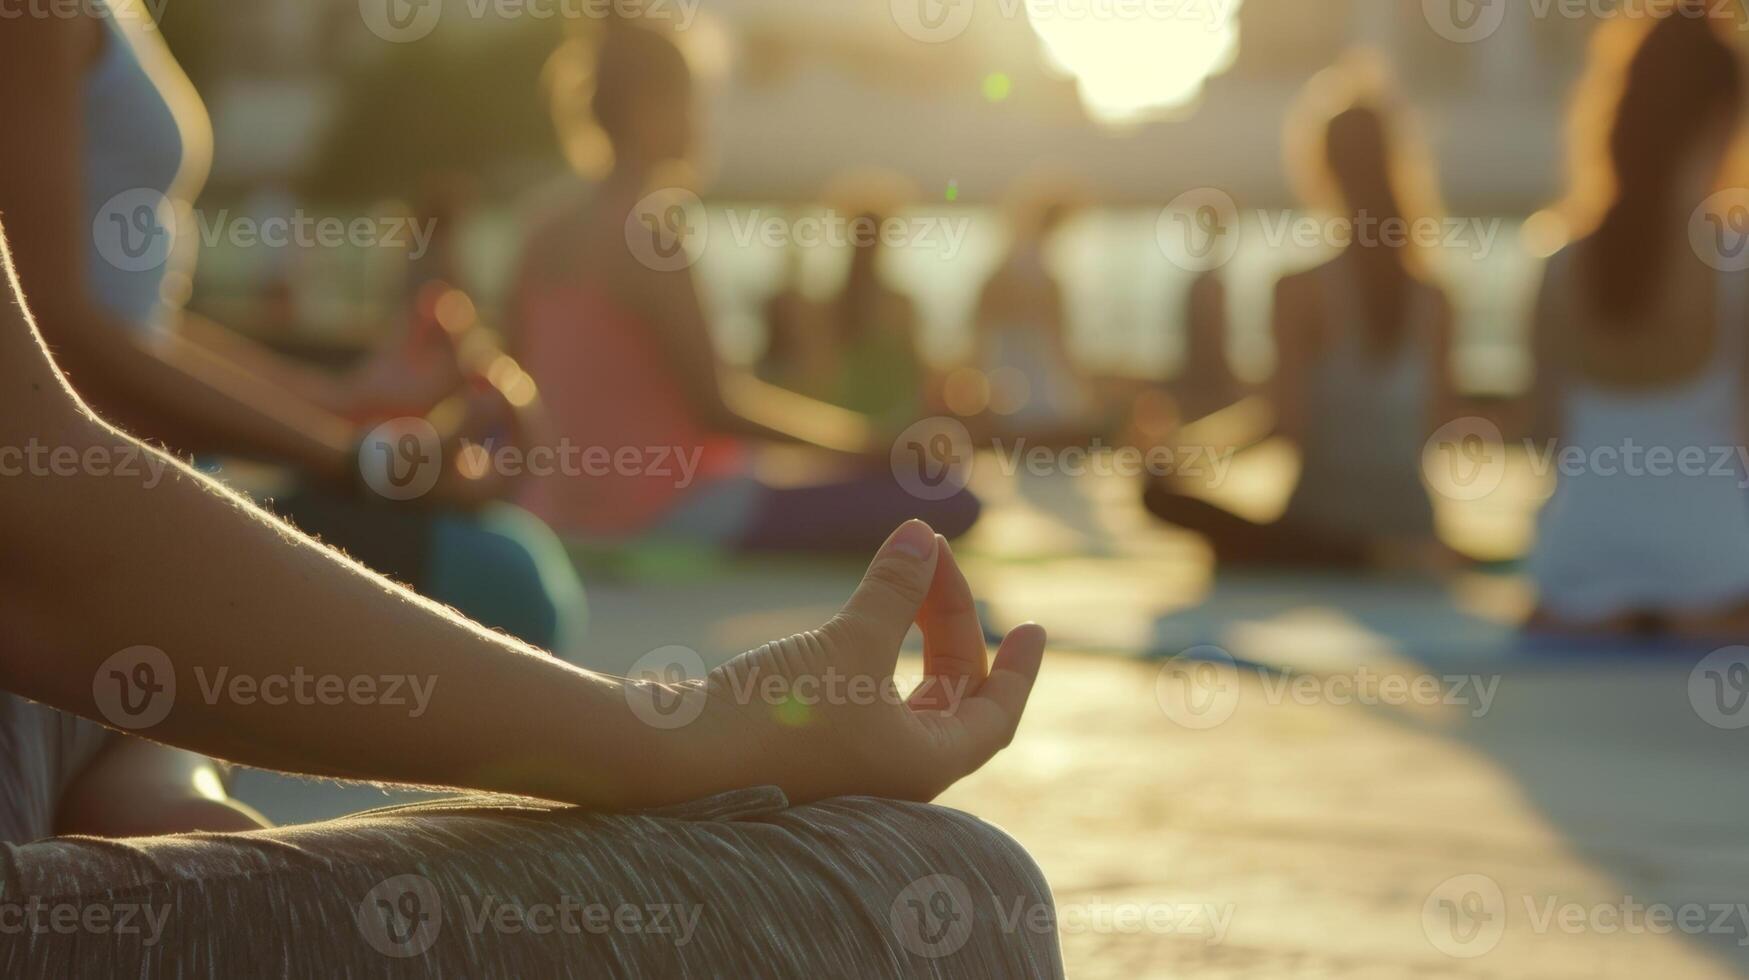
[1142,55,1461,571]
[510,22,980,553]
[807,172,934,434]
[1172,269,1247,424]
[965,181,1106,443]
[1523,11,1749,639]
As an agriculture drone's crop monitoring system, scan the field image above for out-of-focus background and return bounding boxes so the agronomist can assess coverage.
[162,0,1602,393]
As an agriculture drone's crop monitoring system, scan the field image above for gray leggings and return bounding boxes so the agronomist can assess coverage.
[0,695,1063,976]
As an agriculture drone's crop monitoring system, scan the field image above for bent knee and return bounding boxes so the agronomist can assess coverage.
[424,511,586,651]
[875,799,1053,909]
[822,798,1061,977]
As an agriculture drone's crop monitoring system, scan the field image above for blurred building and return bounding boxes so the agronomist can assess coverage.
[176,0,1608,208]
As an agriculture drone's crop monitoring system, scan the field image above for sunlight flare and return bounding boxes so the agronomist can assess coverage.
[1024,0,1245,125]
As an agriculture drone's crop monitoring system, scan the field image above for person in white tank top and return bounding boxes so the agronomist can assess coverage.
[1525,12,1749,638]
[1529,259,1749,632]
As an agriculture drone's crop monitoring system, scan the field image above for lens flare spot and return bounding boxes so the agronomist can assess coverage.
[944,367,993,417]
[433,289,479,335]
[983,72,1014,102]
[456,443,493,480]
[774,696,812,728]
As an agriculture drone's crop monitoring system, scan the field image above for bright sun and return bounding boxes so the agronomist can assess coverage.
[1024,0,1244,125]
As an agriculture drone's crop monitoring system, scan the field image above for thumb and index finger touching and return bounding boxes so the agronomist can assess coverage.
[841,520,1046,748]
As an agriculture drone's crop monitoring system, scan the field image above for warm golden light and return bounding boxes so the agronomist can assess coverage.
[1520,209,1570,259]
[433,289,478,335]
[456,443,494,481]
[1024,0,1244,125]
[943,367,993,417]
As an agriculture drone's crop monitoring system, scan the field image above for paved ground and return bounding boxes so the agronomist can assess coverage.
[936,651,1749,978]
[232,461,1749,976]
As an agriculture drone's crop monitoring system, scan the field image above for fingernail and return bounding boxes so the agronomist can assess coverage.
[887,520,938,560]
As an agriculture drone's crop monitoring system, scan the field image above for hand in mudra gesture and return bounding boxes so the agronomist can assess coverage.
[656,521,1047,805]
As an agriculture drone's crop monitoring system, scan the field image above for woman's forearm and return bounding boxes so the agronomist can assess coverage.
[1,409,739,810]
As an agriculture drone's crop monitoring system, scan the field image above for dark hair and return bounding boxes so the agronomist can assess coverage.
[1285,53,1440,359]
[1324,103,1415,356]
[1585,12,1742,318]
[544,22,691,177]
[590,24,691,146]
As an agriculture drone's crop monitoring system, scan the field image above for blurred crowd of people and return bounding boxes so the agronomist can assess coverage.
[8,8,1748,649]
[494,12,1749,639]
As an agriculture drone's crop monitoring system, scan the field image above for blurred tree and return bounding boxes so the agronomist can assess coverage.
[303,24,565,205]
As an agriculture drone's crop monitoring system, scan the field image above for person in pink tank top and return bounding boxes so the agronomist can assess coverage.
[511,23,980,551]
